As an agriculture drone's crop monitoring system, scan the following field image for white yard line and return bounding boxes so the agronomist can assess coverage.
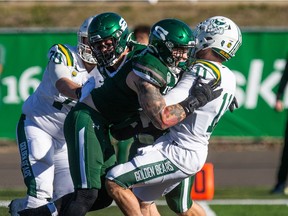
[2,199,288,216]
[198,201,217,216]
[154,199,288,206]
[0,201,10,207]
[207,199,288,205]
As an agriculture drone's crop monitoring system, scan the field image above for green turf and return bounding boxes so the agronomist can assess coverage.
[86,206,176,216]
[2,205,288,216]
[0,189,26,200]
[210,205,288,216]
[2,187,288,216]
[2,186,288,200]
[0,206,176,216]
[1,207,12,216]
[213,186,288,199]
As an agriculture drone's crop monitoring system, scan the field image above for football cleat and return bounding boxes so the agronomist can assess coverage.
[8,198,26,216]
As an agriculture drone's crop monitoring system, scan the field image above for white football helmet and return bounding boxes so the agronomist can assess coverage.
[193,16,242,61]
[77,15,98,64]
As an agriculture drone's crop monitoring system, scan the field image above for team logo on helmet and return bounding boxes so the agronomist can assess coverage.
[119,18,128,32]
[207,18,231,35]
[153,26,169,41]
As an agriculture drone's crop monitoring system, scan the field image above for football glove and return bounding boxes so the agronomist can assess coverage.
[179,78,223,115]
[229,96,238,112]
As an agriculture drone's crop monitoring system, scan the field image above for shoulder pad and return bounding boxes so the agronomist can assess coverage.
[191,59,221,86]
[126,44,146,60]
[49,44,75,67]
[127,41,146,51]
[132,52,171,88]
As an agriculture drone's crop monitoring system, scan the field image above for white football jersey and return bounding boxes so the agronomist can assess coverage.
[22,44,102,139]
[163,59,236,174]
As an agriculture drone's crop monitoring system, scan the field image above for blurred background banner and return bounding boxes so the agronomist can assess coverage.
[0,29,287,139]
[0,31,77,139]
[217,30,288,138]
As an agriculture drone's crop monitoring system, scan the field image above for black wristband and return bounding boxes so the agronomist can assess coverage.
[179,100,193,116]
[179,96,200,116]
[75,87,82,99]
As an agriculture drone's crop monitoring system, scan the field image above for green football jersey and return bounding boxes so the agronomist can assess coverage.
[90,48,178,126]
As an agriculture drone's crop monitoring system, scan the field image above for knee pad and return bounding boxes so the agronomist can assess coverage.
[90,186,113,211]
[61,189,98,216]
[75,189,98,207]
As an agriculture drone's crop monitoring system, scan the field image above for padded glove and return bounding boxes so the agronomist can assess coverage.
[229,96,238,112]
[179,78,223,115]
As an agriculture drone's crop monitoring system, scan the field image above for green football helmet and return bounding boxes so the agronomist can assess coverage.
[149,18,195,74]
[88,12,130,67]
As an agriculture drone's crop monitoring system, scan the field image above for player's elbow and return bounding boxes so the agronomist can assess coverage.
[150,118,169,130]
[159,108,181,129]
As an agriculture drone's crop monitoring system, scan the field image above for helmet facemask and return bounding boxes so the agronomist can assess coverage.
[149,36,194,75]
[149,19,195,75]
[77,16,97,65]
[90,36,119,67]
[78,37,97,65]
[88,12,130,68]
[169,45,193,74]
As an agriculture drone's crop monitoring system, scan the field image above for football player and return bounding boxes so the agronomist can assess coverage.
[105,16,242,216]
[9,16,101,216]
[18,17,220,216]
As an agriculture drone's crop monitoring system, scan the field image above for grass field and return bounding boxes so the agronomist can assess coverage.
[2,204,288,216]
[1,187,288,216]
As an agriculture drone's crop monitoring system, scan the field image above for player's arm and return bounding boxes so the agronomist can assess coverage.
[55,77,81,100]
[48,44,82,99]
[114,71,193,138]
[164,71,193,106]
[127,71,221,130]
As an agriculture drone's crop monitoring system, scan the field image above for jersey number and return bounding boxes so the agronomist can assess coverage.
[52,99,73,111]
[49,50,62,64]
[207,93,233,133]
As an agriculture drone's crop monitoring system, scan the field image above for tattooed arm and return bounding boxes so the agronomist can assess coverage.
[127,71,222,130]
[126,71,186,130]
